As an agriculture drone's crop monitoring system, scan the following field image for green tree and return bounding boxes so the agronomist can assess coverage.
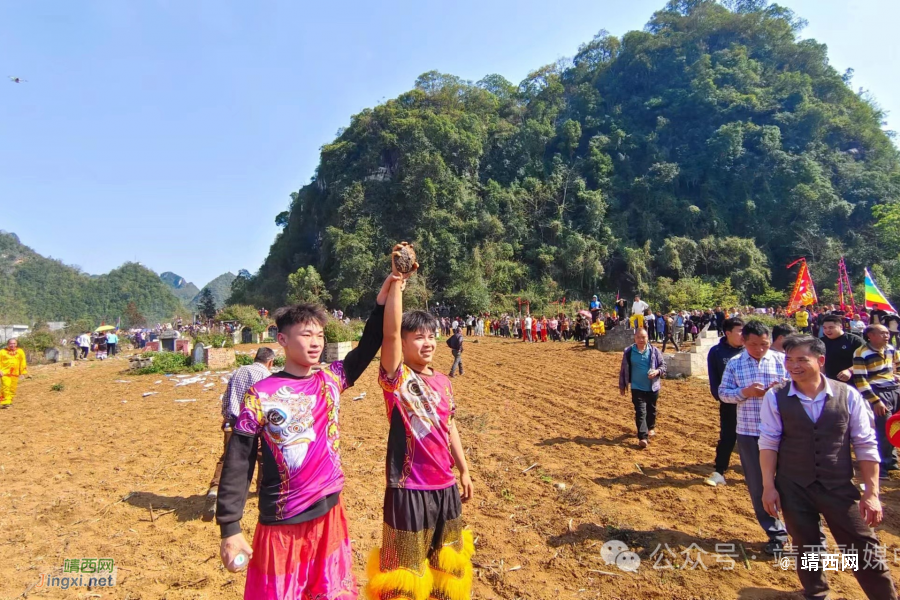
[197,288,218,320]
[286,266,332,306]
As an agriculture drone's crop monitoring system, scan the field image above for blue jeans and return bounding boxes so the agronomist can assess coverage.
[737,434,789,544]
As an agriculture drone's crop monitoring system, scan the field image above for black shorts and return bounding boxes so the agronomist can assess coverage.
[380,485,463,572]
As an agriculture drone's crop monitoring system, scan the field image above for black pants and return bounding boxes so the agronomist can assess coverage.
[873,388,899,471]
[631,389,658,441]
[465,326,472,336]
[776,477,897,600]
[714,402,738,475]
[381,486,463,570]
[661,334,679,352]
[80,346,89,359]
[108,343,117,356]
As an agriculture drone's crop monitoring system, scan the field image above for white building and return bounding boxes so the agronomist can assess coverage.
[0,325,30,343]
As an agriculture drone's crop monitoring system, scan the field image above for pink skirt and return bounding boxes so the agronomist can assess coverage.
[244,499,357,600]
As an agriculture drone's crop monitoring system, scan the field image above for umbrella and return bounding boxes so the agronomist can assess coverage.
[578,310,592,319]
[95,325,116,333]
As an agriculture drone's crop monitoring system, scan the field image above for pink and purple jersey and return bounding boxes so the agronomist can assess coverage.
[379,364,456,490]
[235,364,348,521]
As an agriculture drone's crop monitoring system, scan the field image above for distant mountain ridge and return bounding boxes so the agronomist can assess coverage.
[0,231,186,324]
[159,271,236,310]
[160,272,201,305]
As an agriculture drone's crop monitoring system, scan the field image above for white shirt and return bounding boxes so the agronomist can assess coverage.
[525,317,532,328]
[632,301,649,316]
[77,335,90,347]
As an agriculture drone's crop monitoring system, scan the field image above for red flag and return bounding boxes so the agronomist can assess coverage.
[786,259,818,315]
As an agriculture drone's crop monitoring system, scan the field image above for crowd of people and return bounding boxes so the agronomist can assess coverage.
[617,299,900,600]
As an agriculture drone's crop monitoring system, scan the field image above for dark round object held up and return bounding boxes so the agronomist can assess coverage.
[394,243,417,274]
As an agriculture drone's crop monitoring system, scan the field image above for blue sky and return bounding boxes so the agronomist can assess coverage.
[2,0,897,287]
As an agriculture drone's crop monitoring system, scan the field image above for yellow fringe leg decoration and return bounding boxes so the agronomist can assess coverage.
[428,530,475,600]
[365,547,433,600]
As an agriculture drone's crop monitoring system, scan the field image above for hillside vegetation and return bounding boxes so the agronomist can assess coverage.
[230,0,900,314]
[0,232,186,325]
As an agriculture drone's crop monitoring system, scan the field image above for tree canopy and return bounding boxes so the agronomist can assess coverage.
[229,0,900,314]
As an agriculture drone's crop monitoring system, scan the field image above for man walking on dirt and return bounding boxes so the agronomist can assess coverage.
[705,317,744,487]
[761,335,896,600]
[203,347,275,520]
[718,320,790,554]
[618,328,666,448]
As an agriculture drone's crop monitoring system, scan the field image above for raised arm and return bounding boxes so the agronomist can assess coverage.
[381,270,405,377]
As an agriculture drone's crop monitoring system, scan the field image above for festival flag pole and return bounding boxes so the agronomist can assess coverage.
[785,258,818,315]
[864,268,897,313]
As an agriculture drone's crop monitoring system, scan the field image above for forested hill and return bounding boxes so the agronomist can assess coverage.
[0,232,185,325]
[231,0,900,314]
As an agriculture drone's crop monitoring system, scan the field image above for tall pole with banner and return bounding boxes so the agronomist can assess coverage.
[785,258,818,316]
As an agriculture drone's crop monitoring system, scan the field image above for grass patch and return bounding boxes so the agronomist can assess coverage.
[134,352,207,375]
[50,383,65,392]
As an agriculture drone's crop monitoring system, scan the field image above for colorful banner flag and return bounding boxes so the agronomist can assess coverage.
[864,268,897,313]
[786,259,818,315]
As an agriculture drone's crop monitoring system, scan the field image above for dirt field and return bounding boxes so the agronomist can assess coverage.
[2,337,900,600]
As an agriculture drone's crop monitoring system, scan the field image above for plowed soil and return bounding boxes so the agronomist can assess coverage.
[3,337,899,600]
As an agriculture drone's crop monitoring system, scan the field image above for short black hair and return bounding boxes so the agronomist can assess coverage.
[274,303,328,333]
[723,317,744,333]
[741,320,770,339]
[864,324,888,342]
[821,314,844,326]
[254,347,276,363]
[782,335,826,357]
[401,310,438,336]
[772,324,796,341]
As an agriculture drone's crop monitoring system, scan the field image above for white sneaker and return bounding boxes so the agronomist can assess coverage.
[705,472,726,487]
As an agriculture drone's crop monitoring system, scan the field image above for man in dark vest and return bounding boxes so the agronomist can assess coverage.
[760,335,895,600]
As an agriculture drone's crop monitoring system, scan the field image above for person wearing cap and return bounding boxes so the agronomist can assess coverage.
[447,326,464,377]
[590,295,603,323]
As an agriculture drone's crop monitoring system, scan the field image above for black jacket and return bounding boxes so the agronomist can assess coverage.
[447,333,463,352]
[707,337,744,401]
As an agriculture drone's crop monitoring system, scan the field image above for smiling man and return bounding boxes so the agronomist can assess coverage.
[760,335,895,600]
[216,269,402,600]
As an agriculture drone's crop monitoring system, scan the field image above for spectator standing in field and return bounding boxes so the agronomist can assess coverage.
[107,331,119,356]
[465,316,473,336]
[655,312,666,343]
[760,336,896,600]
[770,324,796,355]
[674,312,685,347]
[590,295,603,323]
[794,307,810,334]
[718,321,790,554]
[561,316,570,341]
[714,307,726,336]
[630,296,649,329]
[705,318,745,487]
[851,314,866,335]
[645,310,657,341]
[76,332,90,359]
[0,338,28,409]
[523,314,532,342]
[615,297,628,323]
[853,324,900,476]
[618,328,667,449]
[540,316,549,342]
[203,347,275,520]
[821,314,864,383]
[549,316,560,341]
[447,327,464,377]
[661,313,680,352]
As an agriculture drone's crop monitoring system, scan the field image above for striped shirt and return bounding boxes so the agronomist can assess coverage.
[718,350,788,437]
[852,343,900,404]
[222,362,271,419]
